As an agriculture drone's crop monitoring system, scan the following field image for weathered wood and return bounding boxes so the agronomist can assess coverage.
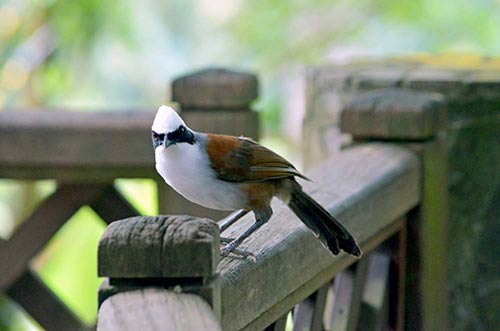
[357,251,391,331]
[0,109,258,181]
[90,185,140,224]
[264,314,288,331]
[217,143,420,331]
[340,89,446,140]
[97,289,221,331]
[404,139,449,331]
[6,269,86,331]
[394,226,407,331]
[326,258,369,331]
[98,215,219,278]
[172,68,258,110]
[0,183,106,290]
[292,283,329,331]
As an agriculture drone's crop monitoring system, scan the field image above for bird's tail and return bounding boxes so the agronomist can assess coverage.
[288,186,362,257]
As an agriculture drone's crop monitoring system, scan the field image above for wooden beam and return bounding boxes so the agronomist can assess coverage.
[90,185,140,224]
[357,251,391,331]
[6,269,87,331]
[340,88,446,140]
[326,258,369,331]
[0,184,106,289]
[97,215,221,319]
[98,215,219,279]
[0,110,258,181]
[264,314,288,331]
[97,289,222,331]
[293,283,329,331]
[218,143,420,331]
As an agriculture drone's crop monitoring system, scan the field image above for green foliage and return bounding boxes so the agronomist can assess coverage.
[2,0,500,328]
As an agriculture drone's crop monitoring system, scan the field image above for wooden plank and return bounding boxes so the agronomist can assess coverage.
[218,143,420,331]
[326,257,369,331]
[404,139,449,331]
[98,215,220,279]
[0,184,106,289]
[172,68,258,109]
[340,89,446,140]
[357,251,391,331]
[394,226,407,331]
[6,269,86,331]
[90,185,140,224]
[293,283,329,331]
[0,110,258,180]
[97,289,222,331]
[264,314,288,331]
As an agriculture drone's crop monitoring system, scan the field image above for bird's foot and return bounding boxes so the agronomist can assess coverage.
[220,237,235,244]
[220,243,256,262]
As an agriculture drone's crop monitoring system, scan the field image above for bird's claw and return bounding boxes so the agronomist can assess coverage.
[220,237,235,244]
[220,244,256,262]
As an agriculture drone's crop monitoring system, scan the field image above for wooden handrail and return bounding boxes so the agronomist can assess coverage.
[0,109,258,181]
[218,143,419,331]
[96,142,420,331]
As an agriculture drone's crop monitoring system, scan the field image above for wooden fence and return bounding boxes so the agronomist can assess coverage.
[0,68,259,330]
[3,57,498,330]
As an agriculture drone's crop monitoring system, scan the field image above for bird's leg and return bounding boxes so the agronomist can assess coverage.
[220,237,233,244]
[219,209,249,232]
[221,207,272,259]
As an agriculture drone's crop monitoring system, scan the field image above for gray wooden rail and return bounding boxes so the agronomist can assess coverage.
[0,68,259,330]
[96,143,420,331]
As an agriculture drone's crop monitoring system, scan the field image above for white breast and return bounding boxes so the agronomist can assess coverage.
[155,142,246,211]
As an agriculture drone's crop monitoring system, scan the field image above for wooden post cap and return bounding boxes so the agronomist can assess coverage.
[340,88,446,140]
[98,215,220,278]
[172,68,258,110]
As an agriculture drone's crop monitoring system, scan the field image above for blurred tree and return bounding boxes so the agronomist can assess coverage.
[2,0,500,329]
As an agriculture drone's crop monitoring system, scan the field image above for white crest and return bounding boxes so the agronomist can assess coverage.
[152,105,186,134]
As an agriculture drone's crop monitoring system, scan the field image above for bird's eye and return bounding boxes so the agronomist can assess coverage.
[179,126,185,134]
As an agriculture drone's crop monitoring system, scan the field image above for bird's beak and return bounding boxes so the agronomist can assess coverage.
[153,138,175,149]
[153,135,172,149]
[165,139,175,148]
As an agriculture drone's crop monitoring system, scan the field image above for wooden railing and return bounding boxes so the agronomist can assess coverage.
[96,143,420,331]
[0,68,259,330]
[5,58,498,330]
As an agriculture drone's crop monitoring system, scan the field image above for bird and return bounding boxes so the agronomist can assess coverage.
[152,105,361,258]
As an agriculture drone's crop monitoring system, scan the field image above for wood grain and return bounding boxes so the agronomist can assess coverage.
[172,68,258,110]
[340,89,446,140]
[98,215,219,278]
[216,143,420,331]
[97,289,222,331]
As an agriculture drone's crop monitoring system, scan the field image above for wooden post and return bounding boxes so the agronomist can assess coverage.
[340,88,449,331]
[97,215,222,330]
[158,68,259,220]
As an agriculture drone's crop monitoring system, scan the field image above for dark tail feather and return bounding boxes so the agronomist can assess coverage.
[288,188,362,257]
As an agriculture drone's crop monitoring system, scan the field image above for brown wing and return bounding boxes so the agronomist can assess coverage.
[205,134,309,183]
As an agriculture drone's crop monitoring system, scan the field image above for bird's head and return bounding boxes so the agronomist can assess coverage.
[151,105,195,149]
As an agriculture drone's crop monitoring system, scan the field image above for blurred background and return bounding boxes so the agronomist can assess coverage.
[1,0,500,329]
